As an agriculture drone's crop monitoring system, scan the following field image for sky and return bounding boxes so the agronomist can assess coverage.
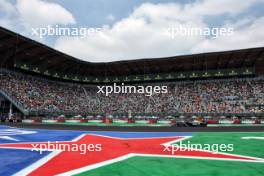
[0,0,264,62]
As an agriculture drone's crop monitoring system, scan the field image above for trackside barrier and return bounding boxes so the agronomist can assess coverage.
[113,119,127,124]
[89,120,103,123]
[157,120,171,124]
[207,120,219,124]
[66,120,80,123]
[135,120,148,124]
[242,120,255,124]
[103,118,113,124]
[149,119,157,124]
[22,119,33,123]
[22,118,264,125]
[219,120,233,124]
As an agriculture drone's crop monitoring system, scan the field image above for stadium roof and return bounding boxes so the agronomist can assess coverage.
[0,26,264,77]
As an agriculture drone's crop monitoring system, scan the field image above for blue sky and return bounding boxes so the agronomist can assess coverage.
[0,0,264,62]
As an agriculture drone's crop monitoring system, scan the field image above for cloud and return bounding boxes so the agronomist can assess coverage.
[0,0,75,38]
[191,16,264,53]
[54,2,205,62]
[1,0,263,62]
[16,0,75,28]
[54,0,264,62]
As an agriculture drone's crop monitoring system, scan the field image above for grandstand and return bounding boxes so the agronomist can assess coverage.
[0,26,264,125]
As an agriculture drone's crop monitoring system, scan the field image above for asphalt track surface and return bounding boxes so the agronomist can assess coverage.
[3,123,264,132]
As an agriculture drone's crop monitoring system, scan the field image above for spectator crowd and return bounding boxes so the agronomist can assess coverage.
[0,69,263,115]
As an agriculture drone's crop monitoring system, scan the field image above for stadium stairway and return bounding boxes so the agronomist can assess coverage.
[0,90,28,115]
